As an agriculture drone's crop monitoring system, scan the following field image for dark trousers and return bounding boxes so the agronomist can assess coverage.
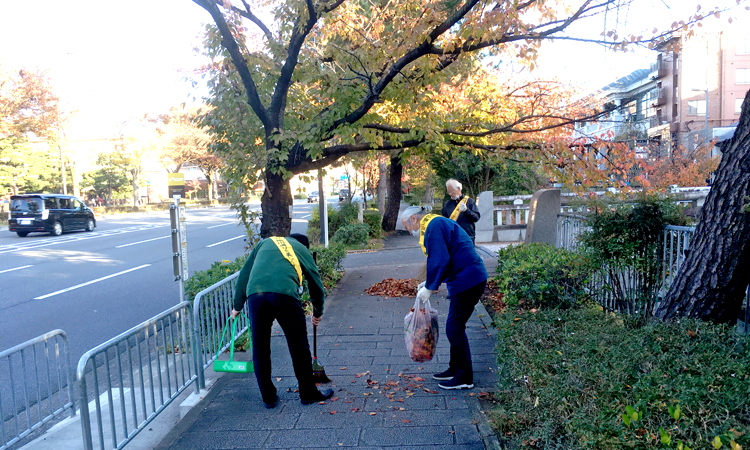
[247,292,316,403]
[445,280,487,383]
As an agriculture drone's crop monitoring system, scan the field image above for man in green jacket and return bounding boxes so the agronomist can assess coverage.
[232,233,333,408]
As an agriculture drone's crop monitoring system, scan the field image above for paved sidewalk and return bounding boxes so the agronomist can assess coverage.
[154,234,500,449]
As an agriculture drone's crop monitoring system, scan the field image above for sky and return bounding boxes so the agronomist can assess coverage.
[1,0,747,139]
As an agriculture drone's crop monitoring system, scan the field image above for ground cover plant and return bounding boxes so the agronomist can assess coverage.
[489,307,750,449]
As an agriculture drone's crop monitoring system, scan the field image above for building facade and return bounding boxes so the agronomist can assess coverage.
[647,29,750,152]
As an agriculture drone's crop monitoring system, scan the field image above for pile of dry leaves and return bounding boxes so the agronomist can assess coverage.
[480,279,506,316]
[365,278,420,298]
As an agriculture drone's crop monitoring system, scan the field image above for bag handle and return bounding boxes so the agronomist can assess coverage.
[217,312,251,362]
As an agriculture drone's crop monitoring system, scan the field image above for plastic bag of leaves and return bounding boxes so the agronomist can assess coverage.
[404,297,439,362]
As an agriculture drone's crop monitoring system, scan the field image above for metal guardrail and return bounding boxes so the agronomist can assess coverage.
[77,302,199,450]
[661,225,696,288]
[191,271,249,389]
[556,214,589,251]
[0,330,75,450]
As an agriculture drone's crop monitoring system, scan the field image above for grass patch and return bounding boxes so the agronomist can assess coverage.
[489,307,750,449]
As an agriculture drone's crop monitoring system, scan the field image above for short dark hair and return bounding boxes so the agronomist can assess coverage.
[289,233,310,249]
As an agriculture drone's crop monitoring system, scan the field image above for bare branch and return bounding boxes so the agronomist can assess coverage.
[192,0,270,129]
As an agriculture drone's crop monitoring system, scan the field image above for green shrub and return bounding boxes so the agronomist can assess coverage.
[311,243,346,290]
[362,210,383,238]
[332,223,370,246]
[333,202,358,232]
[293,193,307,200]
[491,307,750,449]
[579,194,690,316]
[495,243,591,309]
[185,255,249,302]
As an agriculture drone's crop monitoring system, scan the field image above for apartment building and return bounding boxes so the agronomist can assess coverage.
[648,29,750,152]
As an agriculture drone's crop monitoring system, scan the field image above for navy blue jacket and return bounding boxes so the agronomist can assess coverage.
[441,195,480,239]
[423,216,488,296]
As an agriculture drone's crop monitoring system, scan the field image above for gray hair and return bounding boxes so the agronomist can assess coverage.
[446,179,462,190]
[400,204,433,223]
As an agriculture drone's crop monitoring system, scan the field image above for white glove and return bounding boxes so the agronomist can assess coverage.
[417,281,426,290]
[459,202,467,212]
[417,287,433,303]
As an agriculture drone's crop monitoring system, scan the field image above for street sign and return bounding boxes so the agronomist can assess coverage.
[168,173,185,199]
[341,175,348,180]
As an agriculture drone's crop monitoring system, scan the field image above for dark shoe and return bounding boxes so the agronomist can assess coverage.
[433,369,455,381]
[263,395,279,409]
[438,378,474,390]
[300,388,334,405]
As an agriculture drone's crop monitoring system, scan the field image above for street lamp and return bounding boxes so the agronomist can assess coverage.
[691,87,709,145]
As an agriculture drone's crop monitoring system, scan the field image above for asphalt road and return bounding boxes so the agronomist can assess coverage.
[0,197,335,364]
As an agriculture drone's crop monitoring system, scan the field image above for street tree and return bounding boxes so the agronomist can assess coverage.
[150,107,208,173]
[655,90,750,323]
[190,0,742,237]
[87,150,131,205]
[0,65,60,195]
[648,143,718,189]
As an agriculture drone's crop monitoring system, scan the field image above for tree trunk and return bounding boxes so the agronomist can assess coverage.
[655,90,750,323]
[260,171,292,237]
[206,173,214,203]
[377,157,387,215]
[382,151,403,231]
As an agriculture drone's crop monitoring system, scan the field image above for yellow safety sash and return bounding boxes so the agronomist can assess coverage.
[269,237,303,286]
[449,197,469,221]
[418,214,440,256]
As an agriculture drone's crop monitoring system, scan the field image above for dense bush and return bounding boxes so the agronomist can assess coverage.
[491,307,750,449]
[578,194,690,316]
[495,243,591,309]
[362,210,383,238]
[310,243,346,291]
[293,193,307,199]
[185,255,248,302]
[332,223,370,246]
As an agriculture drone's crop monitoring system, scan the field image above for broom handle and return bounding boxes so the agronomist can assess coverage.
[313,324,318,359]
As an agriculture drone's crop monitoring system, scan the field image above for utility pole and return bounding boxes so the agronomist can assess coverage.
[57,112,67,195]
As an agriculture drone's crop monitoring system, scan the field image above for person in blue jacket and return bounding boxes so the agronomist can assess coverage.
[400,205,488,389]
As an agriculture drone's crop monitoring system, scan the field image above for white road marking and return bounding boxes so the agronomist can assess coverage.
[115,235,171,248]
[0,265,33,274]
[300,214,311,219]
[207,222,235,229]
[34,264,151,300]
[206,235,244,248]
[0,224,168,255]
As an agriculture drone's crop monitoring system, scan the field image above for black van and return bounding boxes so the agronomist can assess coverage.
[9,194,96,237]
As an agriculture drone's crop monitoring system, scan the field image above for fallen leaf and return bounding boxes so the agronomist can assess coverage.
[330,410,337,414]
[351,407,360,412]
[331,397,339,401]
[318,401,326,405]
[449,430,455,434]
[401,419,411,423]
[369,412,377,416]
[340,367,348,370]
[414,377,425,381]
[399,407,405,411]
[276,377,282,381]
